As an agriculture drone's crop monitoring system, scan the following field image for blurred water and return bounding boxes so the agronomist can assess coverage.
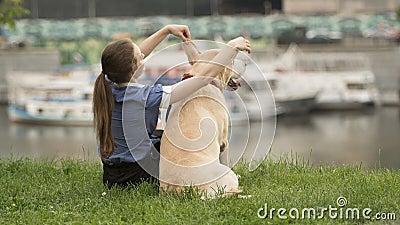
[0,105,399,169]
[244,107,400,169]
[0,105,97,160]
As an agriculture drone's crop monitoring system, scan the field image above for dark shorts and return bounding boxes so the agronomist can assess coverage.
[103,161,155,188]
[102,137,162,189]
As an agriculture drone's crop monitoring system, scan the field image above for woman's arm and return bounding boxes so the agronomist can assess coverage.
[169,37,251,104]
[139,24,191,58]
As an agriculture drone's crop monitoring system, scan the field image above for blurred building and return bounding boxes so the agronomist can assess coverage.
[20,0,400,19]
[22,0,272,19]
[284,0,400,14]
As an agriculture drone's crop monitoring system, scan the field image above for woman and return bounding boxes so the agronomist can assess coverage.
[93,24,251,188]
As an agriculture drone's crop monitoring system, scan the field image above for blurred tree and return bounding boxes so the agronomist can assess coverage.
[0,0,29,29]
[397,7,400,21]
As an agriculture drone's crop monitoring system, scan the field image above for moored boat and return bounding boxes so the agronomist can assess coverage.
[7,65,97,125]
[264,44,380,110]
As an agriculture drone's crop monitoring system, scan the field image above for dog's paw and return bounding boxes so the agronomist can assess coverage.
[219,188,243,198]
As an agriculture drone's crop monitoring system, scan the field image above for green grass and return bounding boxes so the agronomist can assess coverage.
[0,157,399,224]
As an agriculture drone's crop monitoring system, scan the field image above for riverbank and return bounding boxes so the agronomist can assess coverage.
[1,157,398,224]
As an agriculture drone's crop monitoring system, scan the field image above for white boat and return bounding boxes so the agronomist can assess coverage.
[234,59,318,120]
[7,65,97,125]
[266,74,318,115]
[264,44,380,110]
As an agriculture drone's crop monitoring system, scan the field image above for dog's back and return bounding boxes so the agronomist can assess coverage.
[159,84,239,197]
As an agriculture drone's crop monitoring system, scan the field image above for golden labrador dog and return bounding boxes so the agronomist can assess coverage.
[159,43,242,198]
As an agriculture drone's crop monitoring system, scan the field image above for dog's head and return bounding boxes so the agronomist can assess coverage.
[183,42,244,91]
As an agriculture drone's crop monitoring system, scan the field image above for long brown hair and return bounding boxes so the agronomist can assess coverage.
[93,39,137,160]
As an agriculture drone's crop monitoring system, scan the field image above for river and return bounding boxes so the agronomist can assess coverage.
[0,105,398,169]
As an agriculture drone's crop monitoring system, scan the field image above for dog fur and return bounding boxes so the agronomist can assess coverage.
[159,49,240,198]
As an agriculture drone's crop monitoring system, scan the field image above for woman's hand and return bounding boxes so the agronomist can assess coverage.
[227,37,251,53]
[166,24,191,42]
[139,25,190,59]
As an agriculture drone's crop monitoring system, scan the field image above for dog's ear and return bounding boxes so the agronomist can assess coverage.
[183,41,201,65]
